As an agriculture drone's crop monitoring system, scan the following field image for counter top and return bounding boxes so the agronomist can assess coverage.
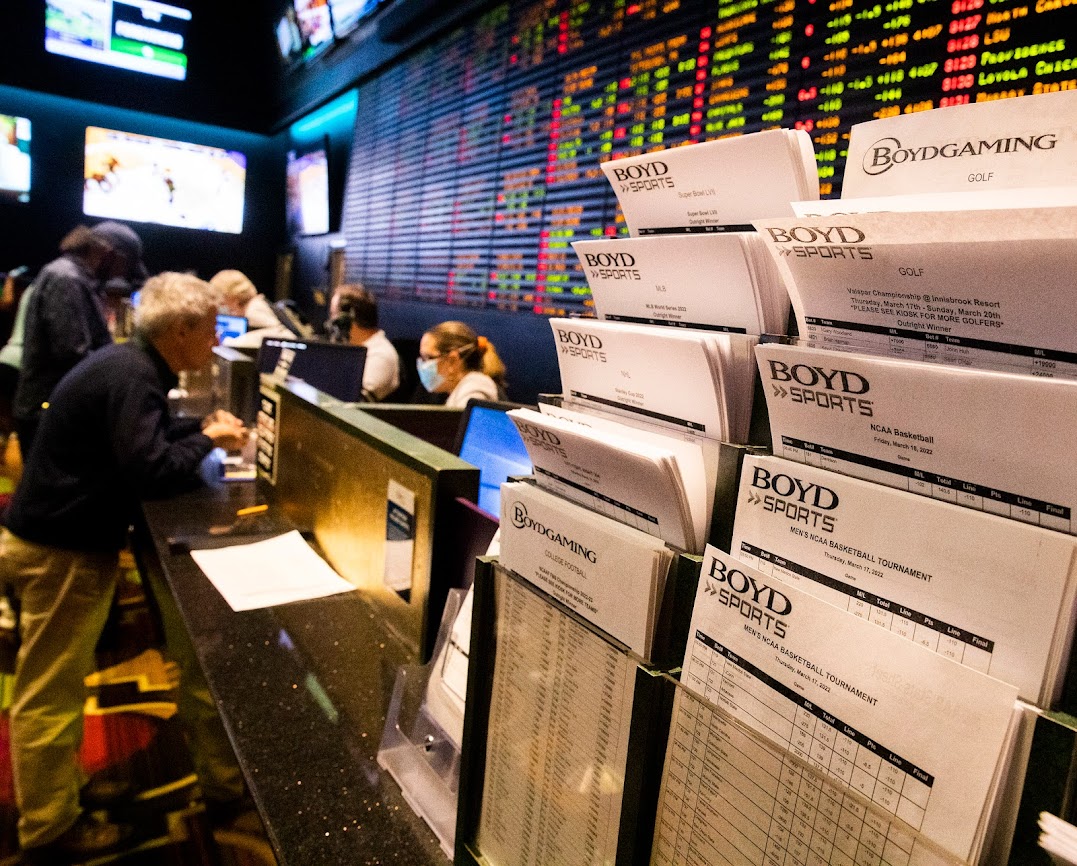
[137,483,448,866]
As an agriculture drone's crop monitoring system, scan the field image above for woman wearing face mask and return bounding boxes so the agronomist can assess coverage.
[416,321,507,408]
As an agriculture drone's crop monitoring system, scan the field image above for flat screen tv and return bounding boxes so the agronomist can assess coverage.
[292,0,334,59]
[329,0,382,37]
[0,114,31,203]
[83,126,246,233]
[286,148,330,236]
[453,400,533,518]
[257,337,368,403]
[45,0,191,81]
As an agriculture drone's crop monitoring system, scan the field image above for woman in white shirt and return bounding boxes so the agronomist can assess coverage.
[417,321,506,408]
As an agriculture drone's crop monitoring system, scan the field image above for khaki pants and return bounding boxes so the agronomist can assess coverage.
[141,563,245,803]
[0,529,118,849]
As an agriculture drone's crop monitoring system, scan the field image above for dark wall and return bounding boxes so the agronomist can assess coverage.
[0,84,285,293]
[0,2,277,132]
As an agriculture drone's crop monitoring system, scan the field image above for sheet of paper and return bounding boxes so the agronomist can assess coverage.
[733,454,1077,705]
[571,233,787,335]
[384,479,416,595]
[601,129,818,236]
[550,317,758,443]
[842,90,1077,198]
[675,545,1019,862]
[508,408,698,551]
[753,207,1077,379]
[652,686,964,866]
[478,572,636,866]
[500,481,672,657]
[537,402,716,541]
[756,342,1077,536]
[190,530,355,611]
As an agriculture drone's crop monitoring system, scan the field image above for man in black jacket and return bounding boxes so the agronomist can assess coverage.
[13,221,148,458]
[1,271,246,862]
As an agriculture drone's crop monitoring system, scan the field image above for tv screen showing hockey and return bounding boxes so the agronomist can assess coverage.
[45,0,191,81]
[83,126,246,234]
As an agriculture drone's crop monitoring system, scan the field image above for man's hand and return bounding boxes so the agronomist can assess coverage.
[201,409,242,429]
[203,420,247,452]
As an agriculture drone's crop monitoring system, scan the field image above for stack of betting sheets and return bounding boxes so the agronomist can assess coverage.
[499,480,673,657]
[651,544,1031,866]
[508,406,708,553]
[550,317,758,445]
[755,342,1077,537]
[732,454,1077,707]
[571,232,789,335]
[752,207,1077,379]
[601,128,819,236]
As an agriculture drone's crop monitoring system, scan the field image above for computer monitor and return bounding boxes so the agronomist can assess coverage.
[453,400,533,518]
[216,314,248,342]
[257,337,368,403]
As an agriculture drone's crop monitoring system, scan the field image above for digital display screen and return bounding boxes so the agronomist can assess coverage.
[84,126,246,233]
[293,0,334,59]
[0,114,31,203]
[45,0,191,81]
[257,337,368,403]
[456,404,533,517]
[339,0,1077,317]
[216,314,248,342]
[286,149,330,236]
[329,0,382,37]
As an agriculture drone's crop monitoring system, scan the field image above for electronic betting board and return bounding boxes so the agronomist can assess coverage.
[340,0,1077,317]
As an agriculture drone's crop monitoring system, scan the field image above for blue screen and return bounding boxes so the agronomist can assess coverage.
[458,406,533,517]
[216,314,248,341]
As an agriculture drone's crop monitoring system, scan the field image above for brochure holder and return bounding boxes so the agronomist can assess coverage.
[377,588,467,859]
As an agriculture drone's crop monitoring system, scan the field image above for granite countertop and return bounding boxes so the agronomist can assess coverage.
[137,483,449,866]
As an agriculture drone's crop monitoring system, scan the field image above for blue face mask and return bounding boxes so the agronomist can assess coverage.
[416,357,444,392]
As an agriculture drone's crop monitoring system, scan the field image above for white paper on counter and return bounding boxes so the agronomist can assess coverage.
[843,90,1077,198]
[500,480,672,658]
[733,454,1077,706]
[550,317,758,443]
[190,530,355,611]
[753,207,1077,379]
[756,342,1077,536]
[508,408,699,552]
[601,129,818,236]
[571,232,788,335]
[675,545,1019,862]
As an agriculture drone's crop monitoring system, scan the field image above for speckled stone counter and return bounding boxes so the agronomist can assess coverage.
[136,483,449,866]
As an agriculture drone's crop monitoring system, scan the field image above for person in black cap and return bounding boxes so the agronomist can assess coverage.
[13,222,147,458]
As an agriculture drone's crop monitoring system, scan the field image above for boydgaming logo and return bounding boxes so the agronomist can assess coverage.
[863,133,1059,176]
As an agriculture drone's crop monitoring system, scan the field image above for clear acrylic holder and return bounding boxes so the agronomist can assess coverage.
[377,588,466,859]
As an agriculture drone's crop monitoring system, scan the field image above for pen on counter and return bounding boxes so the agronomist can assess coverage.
[236,504,268,517]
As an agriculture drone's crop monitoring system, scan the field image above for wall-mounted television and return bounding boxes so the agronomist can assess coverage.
[45,0,191,81]
[0,114,31,204]
[328,0,382,37]
[286,147,330,236]
[83,126,246,234]
[292,0,334,59]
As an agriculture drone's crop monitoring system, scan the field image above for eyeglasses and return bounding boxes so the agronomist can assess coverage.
[418,352,443,362]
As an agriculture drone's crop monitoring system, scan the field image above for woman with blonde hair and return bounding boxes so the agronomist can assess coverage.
[417,321,506,408]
